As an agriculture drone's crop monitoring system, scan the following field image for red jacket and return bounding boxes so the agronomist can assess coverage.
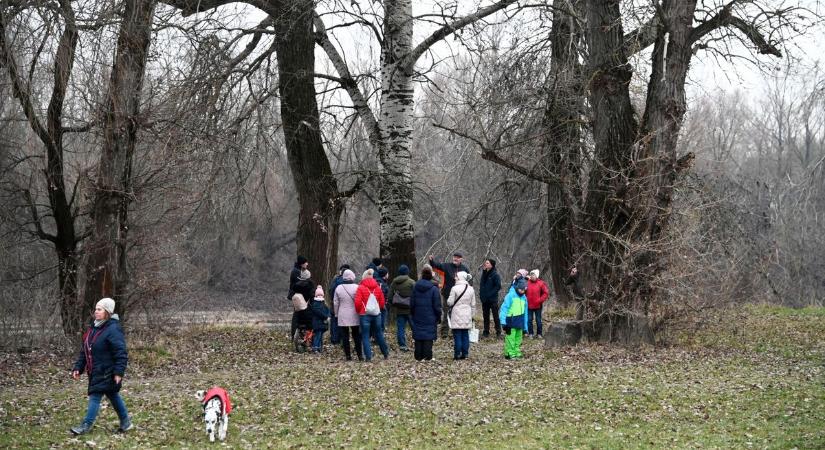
[354,277,385,315]
[526,279,549,309]
[203,386,232,415]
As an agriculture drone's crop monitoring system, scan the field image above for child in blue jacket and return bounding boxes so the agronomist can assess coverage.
[311,286,331,353]
[499,275,529,359]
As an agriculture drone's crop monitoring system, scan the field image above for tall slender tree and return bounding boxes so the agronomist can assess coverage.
[81,0,156,322]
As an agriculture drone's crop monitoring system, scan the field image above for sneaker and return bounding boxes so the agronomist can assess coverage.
[536,334,543,340]
[117,417,133,433]
[70,422,92,435]
[399,346,410,352]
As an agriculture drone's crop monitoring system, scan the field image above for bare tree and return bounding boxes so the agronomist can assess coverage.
[0,0,83,334]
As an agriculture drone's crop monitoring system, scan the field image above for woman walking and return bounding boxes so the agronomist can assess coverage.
[333,269,363,361]
[447,271,476,360]
[410,266,442,361]
[70,298,131,435]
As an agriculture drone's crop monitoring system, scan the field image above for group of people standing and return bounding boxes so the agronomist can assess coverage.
[287,253,552,362]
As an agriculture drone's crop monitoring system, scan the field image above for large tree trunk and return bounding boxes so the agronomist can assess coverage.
[0,2,82,334]
[273,0,342,287]
[580,0,640,310]
[542,0,584,305]
[82,0,155,319]
[377,0,417,277]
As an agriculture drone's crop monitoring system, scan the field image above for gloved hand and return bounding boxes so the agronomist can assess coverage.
[502,325,511,335]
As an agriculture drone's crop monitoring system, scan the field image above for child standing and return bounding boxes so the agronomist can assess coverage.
[311,286,330,353]
[499,275,529,359]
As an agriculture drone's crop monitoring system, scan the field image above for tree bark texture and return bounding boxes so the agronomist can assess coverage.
[543,0,584,305]
[580,0,640,312]
[82,0,155,322]
[0,2,82,334]
[273,0,342,287]
[377,0,417,277]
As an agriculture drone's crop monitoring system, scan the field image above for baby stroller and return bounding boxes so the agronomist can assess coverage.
[293,325,314,353]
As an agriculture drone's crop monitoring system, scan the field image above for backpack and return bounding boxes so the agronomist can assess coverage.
[364,290,381,316]
[392,291,411,307]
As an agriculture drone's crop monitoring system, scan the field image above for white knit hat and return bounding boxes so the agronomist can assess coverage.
[529,269,540,279]
[96,297,115,315]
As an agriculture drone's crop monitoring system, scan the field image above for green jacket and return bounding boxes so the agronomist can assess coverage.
[388,275,415,313]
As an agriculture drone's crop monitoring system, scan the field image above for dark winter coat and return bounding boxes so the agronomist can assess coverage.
[388,275,415,314]
[479,267,502,302]
[429,259,470,298]
[311,300,330,331]
[72,317,128,395]
[287,264,302,300]
[410,279,442,341]
[293,279,314,306]
[376,277,390,310]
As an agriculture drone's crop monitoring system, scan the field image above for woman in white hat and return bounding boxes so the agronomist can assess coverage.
[70,298,131,435]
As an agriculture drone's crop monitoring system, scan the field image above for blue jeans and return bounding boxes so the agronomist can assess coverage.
[371,309,387,339]
[453,329,470,358]
[528,306,543,335]
[396,314,414,348]
[312,330,325,351]
[83,392,129,426]
[360,314,389,361]
[329,312,340,344]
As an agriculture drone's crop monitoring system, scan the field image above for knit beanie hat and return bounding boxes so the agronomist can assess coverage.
[398,264,410,276]
[515,278,527,292]
[377,267,388,279]
[456,271,469,282]
[299,269,311,280]
[342,269,356,281]
[362,269,374,280]
[314,285,325,299]
[529,269,540,279]
[96,297,115,315]
[517,269,529,278]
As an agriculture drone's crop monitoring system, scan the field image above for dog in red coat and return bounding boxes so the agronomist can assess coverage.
[196,387,232,442]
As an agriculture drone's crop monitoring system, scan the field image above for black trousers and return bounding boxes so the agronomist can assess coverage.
[339,326,363,360]
[481,300,501,335]
[414,339,434,361]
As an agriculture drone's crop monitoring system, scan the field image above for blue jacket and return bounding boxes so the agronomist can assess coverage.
[73,317,128,395]
[311,300,330,331]
[410,279,442,340]
[479,268,502,302]
[499,286,528,332]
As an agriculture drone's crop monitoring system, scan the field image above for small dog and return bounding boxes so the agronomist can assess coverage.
[196,387,232,442]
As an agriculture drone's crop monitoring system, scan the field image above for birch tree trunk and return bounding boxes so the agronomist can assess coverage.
[82,0,156,321]
[377,0,416,276]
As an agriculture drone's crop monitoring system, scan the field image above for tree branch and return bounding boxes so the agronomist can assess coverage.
[313,11,382,146]
[690,4,782,57]
[405,0,519,69]
[23,189,57,243]
[432,122,560,186]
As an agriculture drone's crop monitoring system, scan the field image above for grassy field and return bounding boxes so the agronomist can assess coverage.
[1,304,823,449]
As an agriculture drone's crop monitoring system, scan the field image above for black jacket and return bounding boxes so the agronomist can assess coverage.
[429,259,470,298]
[479,268,502,302]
